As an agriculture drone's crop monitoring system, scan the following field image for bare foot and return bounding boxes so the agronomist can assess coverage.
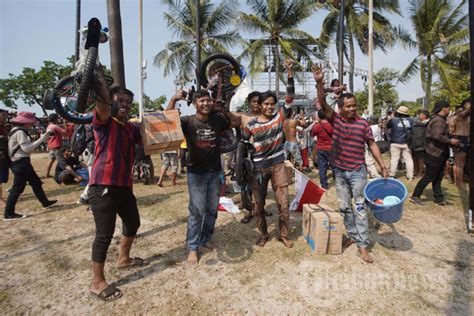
[157,183,163,187]
[171,182,176,186]
[202,240,218,251]
[358,247,374,263]
[256,235,269,247]
[278,237,294,248]
[186,250,199,266]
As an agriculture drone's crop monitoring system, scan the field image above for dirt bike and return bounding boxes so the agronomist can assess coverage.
[197,53,243,153]
[43,18,110,124]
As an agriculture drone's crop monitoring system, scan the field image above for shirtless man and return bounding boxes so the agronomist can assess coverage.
[281,58,304,170]
[448,98,471,190]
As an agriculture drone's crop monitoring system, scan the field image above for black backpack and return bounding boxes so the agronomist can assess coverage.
[1,127,30,169]
[70,125,93,156]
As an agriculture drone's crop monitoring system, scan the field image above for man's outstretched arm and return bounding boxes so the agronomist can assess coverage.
[312,64,334,121]
[95,70,111,121]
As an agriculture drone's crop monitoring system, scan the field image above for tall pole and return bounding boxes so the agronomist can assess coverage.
[138,0,144,120]
[368,0,374,115]
[107,0,126,88]
[196,0,201,89]
[74,0,81,63]
[468,0,474,234]
[338,0,345,84]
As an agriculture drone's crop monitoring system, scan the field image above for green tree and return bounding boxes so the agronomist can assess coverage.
[154,0,241,83]
[398,0,468,109]
[130,94,167,117]
[354,68,399,115]
[0,59,74,115]
[320,0,401,92]
[239,0,320,97]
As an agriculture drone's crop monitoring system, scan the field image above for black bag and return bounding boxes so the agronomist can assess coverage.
[376,140,390,153]
[70,125,93,156]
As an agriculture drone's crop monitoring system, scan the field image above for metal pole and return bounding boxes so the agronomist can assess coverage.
[468,0,474,234]
[138,0,144,120]
[338,0,345,84]
[74,0,81,63]
[368,0,374,115]
[196,0,201,89]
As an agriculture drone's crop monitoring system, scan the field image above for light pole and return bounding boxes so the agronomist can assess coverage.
[138,0,144,120]
[368,0,374,115]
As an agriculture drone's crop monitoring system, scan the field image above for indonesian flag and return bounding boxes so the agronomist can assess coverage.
[290,170,326,212]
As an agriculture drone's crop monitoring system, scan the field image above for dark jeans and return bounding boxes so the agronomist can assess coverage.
[89,185,140,263]
[4,158,49,217]
[412,153,447,203]
[317,150,330,189]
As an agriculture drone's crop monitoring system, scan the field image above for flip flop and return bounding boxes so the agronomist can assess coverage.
[91,284,123,302]
[117,257,150,269]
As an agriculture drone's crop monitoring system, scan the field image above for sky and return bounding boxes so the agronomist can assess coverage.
[0,0,425,116]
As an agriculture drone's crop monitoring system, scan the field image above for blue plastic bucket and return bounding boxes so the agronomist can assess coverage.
[76,168,89,187]
[364,178,407,224]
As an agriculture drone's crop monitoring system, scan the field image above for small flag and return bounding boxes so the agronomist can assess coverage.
[290,170,326,212]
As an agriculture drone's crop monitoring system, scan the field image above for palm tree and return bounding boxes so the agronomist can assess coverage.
[239,0,320,97]
[154,0,241,84]
[319,0,401,92]
[107,0,126,88]
[399,0,468,108]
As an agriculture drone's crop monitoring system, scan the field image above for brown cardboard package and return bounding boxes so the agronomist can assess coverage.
[140,110,184,155]
[302,204,343,255]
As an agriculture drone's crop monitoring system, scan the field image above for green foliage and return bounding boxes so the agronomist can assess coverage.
[398,0,469,108]
[154,0,241,83]
[431,73,470,108]
[319,0,401,91]
[131,94,167,117]
[239,0,320,94]
[353,68,399,115]
[0,59,74,111]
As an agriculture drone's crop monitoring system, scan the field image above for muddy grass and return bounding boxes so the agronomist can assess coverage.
[0,153,472,314]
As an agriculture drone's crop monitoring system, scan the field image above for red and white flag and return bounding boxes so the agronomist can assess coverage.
[289,170,326,212]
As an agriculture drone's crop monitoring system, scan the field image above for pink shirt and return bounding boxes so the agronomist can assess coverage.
[47,124,66,149]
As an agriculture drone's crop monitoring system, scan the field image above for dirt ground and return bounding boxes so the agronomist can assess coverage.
[0,152,472,314]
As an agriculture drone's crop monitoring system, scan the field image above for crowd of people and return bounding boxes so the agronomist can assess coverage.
[0,59,470,302]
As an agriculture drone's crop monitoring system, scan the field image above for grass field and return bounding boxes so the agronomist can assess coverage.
[0,152,472,314]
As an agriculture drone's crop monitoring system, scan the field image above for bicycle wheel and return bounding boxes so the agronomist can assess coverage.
[220,128,241,153]
[76,46,98,113]
[53,76,94,124]
[199,53,242,93]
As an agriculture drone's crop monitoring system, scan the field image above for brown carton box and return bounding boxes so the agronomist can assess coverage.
[140,110,184,155]
[302,204,343,255]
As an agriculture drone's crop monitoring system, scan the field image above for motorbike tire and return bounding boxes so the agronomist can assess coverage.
[76,46,98,113]
[53,76,94,124]
[198,53,242,93]
[220,128,241,154]
[235,141,246,186]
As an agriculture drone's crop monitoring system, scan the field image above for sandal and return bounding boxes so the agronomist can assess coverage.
[117,257,150,269]
[91,284,123,302]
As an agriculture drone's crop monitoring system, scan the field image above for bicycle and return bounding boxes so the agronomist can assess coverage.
[43,18,110,124]
[197,53,244,153]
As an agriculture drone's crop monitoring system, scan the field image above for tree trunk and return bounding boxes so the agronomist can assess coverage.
[425,55,432,109]
[348,28,355,93]
[274,41,280,99]
[107,0,126,88]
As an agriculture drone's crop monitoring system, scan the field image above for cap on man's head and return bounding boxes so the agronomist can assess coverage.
[432,100,450,114]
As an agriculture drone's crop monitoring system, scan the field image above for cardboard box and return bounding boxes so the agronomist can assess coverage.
[140,110,184,155]
[302,204,343,255]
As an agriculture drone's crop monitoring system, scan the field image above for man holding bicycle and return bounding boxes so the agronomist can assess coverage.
[88,80,149,302]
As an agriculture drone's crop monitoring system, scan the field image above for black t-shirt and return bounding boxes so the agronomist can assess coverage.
[180,113,230,173]
[55,157,81,179]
